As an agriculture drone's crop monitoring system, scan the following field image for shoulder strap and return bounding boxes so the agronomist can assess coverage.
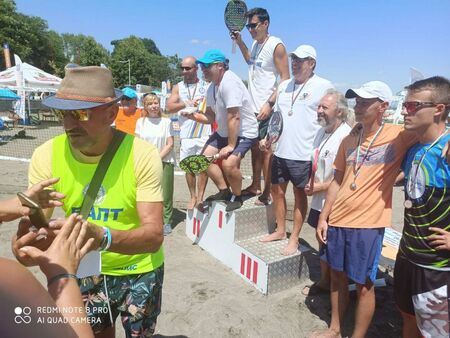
[79,129,127,218]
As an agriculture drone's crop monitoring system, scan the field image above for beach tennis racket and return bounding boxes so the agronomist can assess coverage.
[265,110,283,147]
[179,154,220,174]
[224,0,247,54]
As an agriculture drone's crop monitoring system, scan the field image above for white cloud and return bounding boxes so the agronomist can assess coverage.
[189,39,212,45]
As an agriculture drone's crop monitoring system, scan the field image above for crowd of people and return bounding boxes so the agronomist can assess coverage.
[0,6,449,338]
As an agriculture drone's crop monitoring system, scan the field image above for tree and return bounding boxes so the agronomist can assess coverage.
[0,0,55,72]
[47,30,68,77]
[62,34,109,67]
[110,36,181,88]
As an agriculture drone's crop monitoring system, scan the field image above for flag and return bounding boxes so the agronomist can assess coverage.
[410,67,424,84]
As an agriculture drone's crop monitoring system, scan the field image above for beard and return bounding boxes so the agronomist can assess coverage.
[317,117,328,128]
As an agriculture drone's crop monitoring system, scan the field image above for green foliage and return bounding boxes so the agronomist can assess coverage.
[110,36,180,87]
[62,34,110,66]
[0,1,179,89]
[0,0,55,72]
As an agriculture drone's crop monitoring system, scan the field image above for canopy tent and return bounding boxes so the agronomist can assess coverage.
[0,62,61,123]
[0,62,61,91]
[0,88,20,100]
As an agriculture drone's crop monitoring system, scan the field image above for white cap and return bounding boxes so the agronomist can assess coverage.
[290,44,317,60]
[345,81,392,102]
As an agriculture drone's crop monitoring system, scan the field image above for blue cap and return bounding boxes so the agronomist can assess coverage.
[196,49,227,65]
[122,87,137,99]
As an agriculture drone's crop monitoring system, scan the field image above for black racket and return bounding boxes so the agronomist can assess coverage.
[265,110,283,147]
[179,154,219,174]
[224,0,247,54]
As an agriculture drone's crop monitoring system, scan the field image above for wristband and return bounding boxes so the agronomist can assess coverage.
[99,226,112,251]
[47,273,78,287]
[99,226,108,251]
[104,227,112,251]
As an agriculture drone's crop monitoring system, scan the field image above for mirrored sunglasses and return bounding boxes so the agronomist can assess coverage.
[402,101,439,114]
[51,108,90,122]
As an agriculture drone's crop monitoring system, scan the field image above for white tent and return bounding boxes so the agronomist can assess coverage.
[0,60,61,122]
[0,62,61,91]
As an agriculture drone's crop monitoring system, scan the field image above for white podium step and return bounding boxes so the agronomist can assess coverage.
[185,197,310,294]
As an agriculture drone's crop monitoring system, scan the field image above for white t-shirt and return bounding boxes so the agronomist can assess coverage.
[310,123,351,211]
[177,80,211,139]
[135,116,176,164]
[274,75,334,160]
[206,70,258,139]
[248,35,284,111]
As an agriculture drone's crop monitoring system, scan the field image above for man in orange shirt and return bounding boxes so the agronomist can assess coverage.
[312,81,417,338]
[114,87,142,135]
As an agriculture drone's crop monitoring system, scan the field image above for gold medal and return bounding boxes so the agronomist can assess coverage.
[404,199,413,209]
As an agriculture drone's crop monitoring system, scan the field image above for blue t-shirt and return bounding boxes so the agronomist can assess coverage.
[399,133,450,270]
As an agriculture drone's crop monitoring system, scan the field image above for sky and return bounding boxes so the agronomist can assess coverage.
[15,0,450,94]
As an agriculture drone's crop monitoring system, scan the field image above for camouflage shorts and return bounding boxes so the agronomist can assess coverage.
[79,265,164,337]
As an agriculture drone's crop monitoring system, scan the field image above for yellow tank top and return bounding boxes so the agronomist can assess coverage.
[52,133,164,275]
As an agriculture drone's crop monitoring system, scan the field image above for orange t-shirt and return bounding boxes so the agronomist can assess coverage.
[329,124,417,228]
[115,107,142,135]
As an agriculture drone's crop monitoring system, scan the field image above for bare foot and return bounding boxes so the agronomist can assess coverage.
[188,197,197,210]
[309,329,340,338]
[260,231,286,242]
[281,237,299,256]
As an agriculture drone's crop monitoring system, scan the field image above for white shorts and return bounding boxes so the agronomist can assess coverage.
[180,137,209,161]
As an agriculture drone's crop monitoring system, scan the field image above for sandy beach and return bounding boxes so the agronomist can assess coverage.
[0,150,407,337]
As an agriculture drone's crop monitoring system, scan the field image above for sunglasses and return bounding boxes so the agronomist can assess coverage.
[50,102,115,122]
[402,101,441,114]
[200,62,218,69]
[290,56,312,63]
[180,66,194,71]
[51,109,90,122]
[246,22,260,30]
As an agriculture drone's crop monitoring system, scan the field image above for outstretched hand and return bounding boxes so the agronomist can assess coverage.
[19,213,95,277]
[24,177,65,209]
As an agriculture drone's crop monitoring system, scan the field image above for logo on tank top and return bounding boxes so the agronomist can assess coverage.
[82,184,106,205]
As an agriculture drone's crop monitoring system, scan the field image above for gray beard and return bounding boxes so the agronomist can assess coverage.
[318,119,328,128]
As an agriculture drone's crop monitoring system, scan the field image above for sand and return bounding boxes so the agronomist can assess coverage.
[0,155,406,337]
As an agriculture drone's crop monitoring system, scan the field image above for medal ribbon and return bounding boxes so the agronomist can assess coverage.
[406,128,449,199]
[352,123,384,187]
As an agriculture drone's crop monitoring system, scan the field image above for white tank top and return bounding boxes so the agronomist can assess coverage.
[248,35,284,111]
[178,79,211,139]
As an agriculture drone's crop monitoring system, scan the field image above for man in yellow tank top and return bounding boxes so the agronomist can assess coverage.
[12,65,164,338]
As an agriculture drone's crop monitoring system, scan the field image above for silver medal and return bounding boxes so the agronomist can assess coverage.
[350,182,357,190]
[404,199,413,209]
[288,109,293,116]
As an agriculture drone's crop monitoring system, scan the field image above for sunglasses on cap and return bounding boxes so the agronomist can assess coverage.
[402,101,448,114]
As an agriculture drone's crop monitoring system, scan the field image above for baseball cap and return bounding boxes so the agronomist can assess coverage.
[345,81,392,102]
[290,45,317,60]
[196,49,227,65]
[122,87,137,99]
